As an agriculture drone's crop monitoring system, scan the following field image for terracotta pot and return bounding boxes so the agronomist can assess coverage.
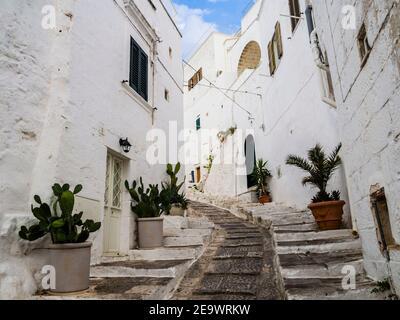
[137,217,164,249]
[308,200,346,230]
[47,242,92,294]
[259,194,271,204]
[170,205,185,217]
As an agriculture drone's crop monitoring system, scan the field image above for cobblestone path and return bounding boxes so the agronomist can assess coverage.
[173,201,283,300]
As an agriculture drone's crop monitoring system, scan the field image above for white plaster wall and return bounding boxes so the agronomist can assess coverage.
[184,0,349,221]
[312,0,400,294]
[0,0,183,299]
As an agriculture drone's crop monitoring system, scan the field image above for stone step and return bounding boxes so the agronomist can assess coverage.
[276,229,357,246]
[281,259,365,279]
[273,223,318,233]
[129,248,198,261]
[163,236,204,248]
[187,218,214,229]
[276,239,362,255]
[163,228,212,238]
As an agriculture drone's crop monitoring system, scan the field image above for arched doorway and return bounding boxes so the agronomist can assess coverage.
[244,135,257,189]
[237,41,261,76]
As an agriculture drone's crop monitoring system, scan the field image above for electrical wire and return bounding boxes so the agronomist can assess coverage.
[183,60,253,116]
[183,83,262,97]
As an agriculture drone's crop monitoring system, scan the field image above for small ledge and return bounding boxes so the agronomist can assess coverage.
[322,97,337,109]
[121,82,153,114]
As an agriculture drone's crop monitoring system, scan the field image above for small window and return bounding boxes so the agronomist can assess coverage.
[196,116,201,131]
[268,22,283,76]
[357,23,371,68]
[129,37,148,101]
[169,47,173,59]
[188,68,203,91]
[288,0,301,32]
[164,89,169,101]
[370,187,396,255]
[190,171,195,183]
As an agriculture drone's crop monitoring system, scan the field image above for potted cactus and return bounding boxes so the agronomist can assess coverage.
[286,143,345,230]
[252,159,273,204]
[125,178,168,249]
[161,163,188,216]
[19,183,101,293]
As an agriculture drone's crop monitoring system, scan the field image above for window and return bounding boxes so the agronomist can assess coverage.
[321,51,336,103]
[169,47,173,59]
[196,116,201,131]
[188,68,203,91]
[190,171,195,183]
[268,22,283,76]
[370,187,396,255]
[289,0,301,32]
[164,89,169,101]
[129,37,148,101]
[357,23,371,68]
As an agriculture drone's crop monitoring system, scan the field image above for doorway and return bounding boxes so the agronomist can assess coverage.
[245,135,257,189]
[103,153,124,256]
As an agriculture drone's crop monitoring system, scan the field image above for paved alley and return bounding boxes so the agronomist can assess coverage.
[173,201,282,300]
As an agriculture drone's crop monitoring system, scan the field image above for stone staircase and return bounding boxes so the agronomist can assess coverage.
[36,215,214,300]
[238,203,387,300]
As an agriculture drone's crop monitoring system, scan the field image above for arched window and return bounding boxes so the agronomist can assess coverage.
[237,41,261,76]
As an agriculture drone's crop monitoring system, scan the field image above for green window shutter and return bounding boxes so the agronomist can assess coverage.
[196,117,201,130]
[129,37,149,101]
[129,38,139,92]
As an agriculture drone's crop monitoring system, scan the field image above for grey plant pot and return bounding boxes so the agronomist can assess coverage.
[47,242,92,294]
[170,205,185,217]
[137,217,164,249]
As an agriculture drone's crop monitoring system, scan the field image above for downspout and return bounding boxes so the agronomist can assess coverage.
[151,40,157,125]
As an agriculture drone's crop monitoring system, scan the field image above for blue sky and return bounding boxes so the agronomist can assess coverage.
[172,0,256,58]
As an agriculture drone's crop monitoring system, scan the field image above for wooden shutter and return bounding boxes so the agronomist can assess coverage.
[129,38,139,92]
[268,41,275,75]
[139,51,148,101]
[275,22,283,58]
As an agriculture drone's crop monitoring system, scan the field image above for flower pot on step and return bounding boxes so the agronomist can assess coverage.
[137,217,164,249]
[170,205,185,216]
[47,242,92,294]
[259,194,271,204]
[308,200,345,230]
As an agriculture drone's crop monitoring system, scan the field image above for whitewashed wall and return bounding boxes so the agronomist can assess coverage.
[0,0,183,299]
[312,0,400,295]
[184,0,350,218]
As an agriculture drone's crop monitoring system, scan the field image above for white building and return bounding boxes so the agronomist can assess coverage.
[0,0,183,299]
[183,0,350,221]
[312,0,400,294]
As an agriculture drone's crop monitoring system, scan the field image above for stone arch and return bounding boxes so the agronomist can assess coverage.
[237,41,261,76]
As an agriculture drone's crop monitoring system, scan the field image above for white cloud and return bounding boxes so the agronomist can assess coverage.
[173,3,218,59]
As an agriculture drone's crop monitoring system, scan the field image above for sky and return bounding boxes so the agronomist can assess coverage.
[171,0,256,58]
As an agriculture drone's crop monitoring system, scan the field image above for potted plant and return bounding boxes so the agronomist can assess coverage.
[125,178,167,249]
[19,183,101,294]
[252,159,273,204]
[286,143,345,230]
[161,163,188,217]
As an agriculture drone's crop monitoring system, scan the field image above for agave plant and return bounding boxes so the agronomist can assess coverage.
[286,143,342,203]
[252,159,272,197]
[19,184,101,243]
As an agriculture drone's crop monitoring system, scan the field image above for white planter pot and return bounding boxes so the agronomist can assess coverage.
[137,217,164,249]
[170,205,185,216]
[47,242,92,293]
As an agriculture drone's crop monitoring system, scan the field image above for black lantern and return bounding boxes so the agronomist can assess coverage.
[119,138,132,153]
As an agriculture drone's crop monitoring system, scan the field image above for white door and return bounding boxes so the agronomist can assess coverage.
[103,154,123,255]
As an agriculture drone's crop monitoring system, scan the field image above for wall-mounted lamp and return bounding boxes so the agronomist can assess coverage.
[119,138,132,153]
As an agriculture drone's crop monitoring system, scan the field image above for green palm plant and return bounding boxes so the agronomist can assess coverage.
[286,143,342,203]
[252,159,272,197]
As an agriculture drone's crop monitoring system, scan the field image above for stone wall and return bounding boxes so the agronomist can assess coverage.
[312,0,400,294]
